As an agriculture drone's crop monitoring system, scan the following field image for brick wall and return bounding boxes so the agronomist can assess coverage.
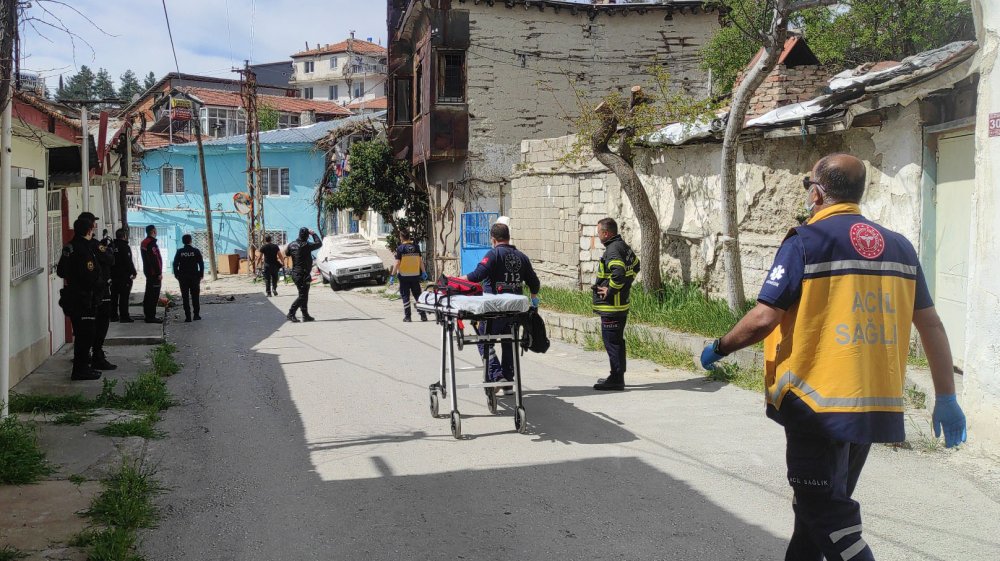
[737,64,832,119]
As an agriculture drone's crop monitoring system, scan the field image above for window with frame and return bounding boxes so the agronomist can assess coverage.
[353,80,365,99]
[200,107,246,138]
[10,167,41,281]
[162,167,185,194]
[329,85,338,100]
[261,168,290,197]
[277,113,300,129]
[304,60,315,73]
[47,187,62,268]
[264,229,287,246]
[302,87,314,100]
[329,56,339,70]
[394,78,412,123]
[438,51,466,103]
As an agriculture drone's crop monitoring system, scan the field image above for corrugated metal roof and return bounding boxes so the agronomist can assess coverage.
[196,111,386,146]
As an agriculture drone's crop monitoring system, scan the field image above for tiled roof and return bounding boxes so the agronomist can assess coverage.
[347,97,387,110]
[137,131,192,150]
[178,87,352,116]
[292,38,386,58]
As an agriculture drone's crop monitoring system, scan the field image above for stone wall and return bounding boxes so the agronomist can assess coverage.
[511,103,926,298]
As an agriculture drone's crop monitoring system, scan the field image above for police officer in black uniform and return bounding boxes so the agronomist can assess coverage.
[56,218,102,381]
[110,228,137,323]
[286,227,323,322]
[463,223,540,389]
[258,235,283,297]
[79,213,116,371]
[172,234,205,322]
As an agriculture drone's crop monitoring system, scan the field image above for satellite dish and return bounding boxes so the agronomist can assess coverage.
[233,192,252,215]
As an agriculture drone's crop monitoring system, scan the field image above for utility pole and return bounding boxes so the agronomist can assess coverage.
[1,0,16,417]
[234,61,263,273]
[194,111,219,281]
[81,105,89,211]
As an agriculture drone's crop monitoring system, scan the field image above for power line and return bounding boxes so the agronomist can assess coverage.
[160,0,182,78]
[249,0,257,63]
[224,0,235,68]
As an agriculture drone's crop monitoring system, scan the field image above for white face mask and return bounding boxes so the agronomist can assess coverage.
[805,184,825,216]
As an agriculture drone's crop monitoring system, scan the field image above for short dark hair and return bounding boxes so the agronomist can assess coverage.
[146,224,156,236]
[598,218,618,235]
[400,230,412,241]
[182,234,192,245]
[490,223,510,242]
[115,228,128,239]
[264,235,273,243]
[73,217,92,236]
[815,154,866,203]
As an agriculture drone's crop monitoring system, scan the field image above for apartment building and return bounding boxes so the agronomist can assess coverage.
[290,36,388,108]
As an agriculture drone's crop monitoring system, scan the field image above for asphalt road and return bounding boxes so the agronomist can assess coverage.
[140,279,1000,561]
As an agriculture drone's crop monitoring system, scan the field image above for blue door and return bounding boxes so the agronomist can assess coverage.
[460,212,498,275]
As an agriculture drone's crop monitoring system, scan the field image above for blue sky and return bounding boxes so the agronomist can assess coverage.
[19,0,388,89]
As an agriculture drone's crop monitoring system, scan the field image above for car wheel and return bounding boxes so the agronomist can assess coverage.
[330,280,341,292]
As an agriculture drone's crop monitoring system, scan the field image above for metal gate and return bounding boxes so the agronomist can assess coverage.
[460,212,498,275]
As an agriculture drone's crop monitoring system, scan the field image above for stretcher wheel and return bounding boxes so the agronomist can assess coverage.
[429,391,440,418]
[450,411,462,439]
[486,388,498,414]
[514,406,527,434]
[456,331,464,351]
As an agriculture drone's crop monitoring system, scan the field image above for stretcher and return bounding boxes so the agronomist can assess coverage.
[415,291,531,439]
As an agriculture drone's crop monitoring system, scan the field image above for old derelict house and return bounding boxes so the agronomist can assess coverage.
[386,0,721,273]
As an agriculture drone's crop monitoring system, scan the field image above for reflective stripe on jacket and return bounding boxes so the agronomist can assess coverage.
[592,235,639,315]
[764,203,924,444]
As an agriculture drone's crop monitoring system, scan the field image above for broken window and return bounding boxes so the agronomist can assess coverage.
[394,78,412,123]
[437,51,465,103]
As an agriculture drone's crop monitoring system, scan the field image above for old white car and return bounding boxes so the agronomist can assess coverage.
[315,234,388,290]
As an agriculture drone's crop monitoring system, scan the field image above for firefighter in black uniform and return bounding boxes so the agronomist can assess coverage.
[172,234,205,322]
[462,223,540,391]
[110,228,137,323]
[286,227,323,322]
[79,213,117,371]
[592,217,640,392]
[56,218,102,381]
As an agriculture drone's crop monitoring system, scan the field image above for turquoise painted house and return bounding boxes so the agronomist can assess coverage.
[128,113,385,259]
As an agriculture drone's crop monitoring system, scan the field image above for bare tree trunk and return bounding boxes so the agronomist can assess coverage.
[591,93,662,292]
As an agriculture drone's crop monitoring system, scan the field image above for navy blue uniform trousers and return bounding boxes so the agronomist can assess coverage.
[398,276,424,319]
[600,314,627,380]
[784,428,874,561]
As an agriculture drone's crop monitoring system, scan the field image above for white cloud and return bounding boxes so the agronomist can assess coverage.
[19,0,387,89]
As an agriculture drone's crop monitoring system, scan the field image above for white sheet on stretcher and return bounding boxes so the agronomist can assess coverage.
[416,291,530,316]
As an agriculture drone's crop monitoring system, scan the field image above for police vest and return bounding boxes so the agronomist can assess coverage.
[764,203,922,444]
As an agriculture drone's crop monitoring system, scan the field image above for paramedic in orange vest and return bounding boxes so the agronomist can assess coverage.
[700,154,966,561]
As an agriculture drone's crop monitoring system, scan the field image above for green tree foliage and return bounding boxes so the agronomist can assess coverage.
[118,70,144,102]
[800,0,975,68]
[143,71,157,91]
[92,68,116,100]
[58,65,96,101]
[258,103,279,131]
[702,0,976,94]
[325,139,429,249]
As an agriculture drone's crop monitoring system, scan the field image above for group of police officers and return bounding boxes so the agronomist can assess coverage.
[55,152,970,559]
[56,214,205,381]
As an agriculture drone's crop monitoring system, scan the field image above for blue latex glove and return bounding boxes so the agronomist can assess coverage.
[530,296,540,308]
[700,341,726,370]
[420,271,428,281]
[932,394,967,448]
[388,275,396,286]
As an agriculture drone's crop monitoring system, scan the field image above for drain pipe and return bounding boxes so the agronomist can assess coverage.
[1,88,12,417]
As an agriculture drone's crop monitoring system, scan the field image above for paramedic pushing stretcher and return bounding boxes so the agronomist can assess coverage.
[462,223,540,390]
[700,153,967,561]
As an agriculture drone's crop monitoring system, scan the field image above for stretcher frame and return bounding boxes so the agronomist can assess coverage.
[416,297,529,439]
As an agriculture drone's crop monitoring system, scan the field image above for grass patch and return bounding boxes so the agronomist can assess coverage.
[706,363,766,393]
[904,384,927,410]
[82,527,144,561]
[54,410,96,426]
[0,545,28,561]
[96,374,172,412]
[908,352,930,369]
[149,343,180,377]
[583,328,694,370]
[0,415,53,484]
[97,414,164,440]
[69,473,87,485]
[539,279,750,338]
[85,458,163,531]
[9,392,93,414]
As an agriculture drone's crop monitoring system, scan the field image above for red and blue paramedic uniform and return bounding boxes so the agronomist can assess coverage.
[757,203,933,561]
